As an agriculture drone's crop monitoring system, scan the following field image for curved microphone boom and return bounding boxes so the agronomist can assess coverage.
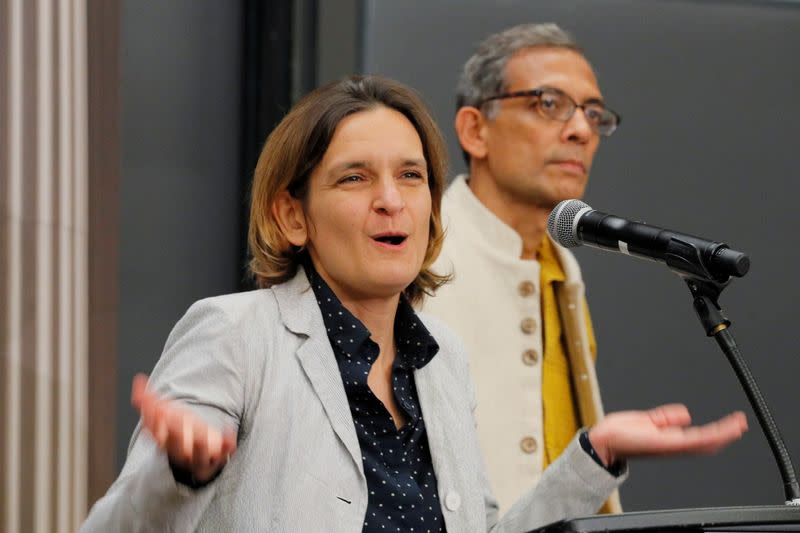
[547,199,750,282]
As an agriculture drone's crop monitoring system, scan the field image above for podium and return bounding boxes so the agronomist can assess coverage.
[532,505,800,532]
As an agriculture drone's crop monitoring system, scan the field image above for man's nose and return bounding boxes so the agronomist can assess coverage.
[561,107,594,143]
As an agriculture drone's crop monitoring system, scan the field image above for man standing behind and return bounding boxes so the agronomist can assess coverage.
[423,23,623,513]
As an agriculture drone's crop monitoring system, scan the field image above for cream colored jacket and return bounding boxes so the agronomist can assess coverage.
[423,176,621,514]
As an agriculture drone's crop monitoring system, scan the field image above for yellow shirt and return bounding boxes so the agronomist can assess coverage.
[539,237,613,514]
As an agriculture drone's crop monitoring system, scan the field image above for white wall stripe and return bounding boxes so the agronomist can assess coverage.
[34,0,54,530]
[72,0,90,526]
[5,0,23,531]
[3,0,91,529]
[56,0,74,530]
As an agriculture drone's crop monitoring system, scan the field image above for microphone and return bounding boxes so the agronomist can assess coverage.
[547,199,750,282]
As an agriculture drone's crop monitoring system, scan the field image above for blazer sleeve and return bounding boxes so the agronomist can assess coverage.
[455,340,625,532]
[489,434,627,532]
[437,325,625,532]
[81,298,247,533]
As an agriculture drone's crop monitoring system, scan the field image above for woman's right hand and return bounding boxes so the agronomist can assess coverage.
[131,373,237,484]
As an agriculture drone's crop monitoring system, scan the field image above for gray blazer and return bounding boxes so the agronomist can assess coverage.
[82,268,624,532]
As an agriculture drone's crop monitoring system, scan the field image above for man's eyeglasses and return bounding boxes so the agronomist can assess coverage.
[478,87,621,137]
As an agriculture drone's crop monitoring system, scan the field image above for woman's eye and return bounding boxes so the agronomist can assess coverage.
[402,171,423,179]
[338,175,363,184]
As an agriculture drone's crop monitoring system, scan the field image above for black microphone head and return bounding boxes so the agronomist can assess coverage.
[547,199,591,248]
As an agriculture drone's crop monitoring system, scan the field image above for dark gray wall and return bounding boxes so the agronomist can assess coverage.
[362,0,800,511]
[118,1,243,468]
[317,0,362,86]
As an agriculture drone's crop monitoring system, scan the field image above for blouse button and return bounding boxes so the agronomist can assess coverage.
[518,280,536,297]
[520,436,538,454]
[520,317,537,334]
[445,491,461,511]
[522,349,538,366]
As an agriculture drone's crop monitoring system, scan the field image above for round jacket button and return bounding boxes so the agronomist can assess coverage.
[520,436,538,454]
[445,491,461,511]
[520,317,537,334]
[518,280,535,297]
[522,349,538,366]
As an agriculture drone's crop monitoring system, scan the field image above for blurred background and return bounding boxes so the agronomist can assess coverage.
[2,0,799,531]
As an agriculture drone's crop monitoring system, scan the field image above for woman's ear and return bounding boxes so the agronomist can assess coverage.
[454,106,489,161]
[272,190,308,247]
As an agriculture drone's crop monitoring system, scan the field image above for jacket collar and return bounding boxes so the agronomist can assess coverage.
[271,265,320,336]
[271,266,364,476]
[447,174,523,257]
[450,173,585,286]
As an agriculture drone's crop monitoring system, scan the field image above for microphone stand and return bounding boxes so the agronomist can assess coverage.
[686,276,800,505]
[532,237,800,531]
[667,232,800,504]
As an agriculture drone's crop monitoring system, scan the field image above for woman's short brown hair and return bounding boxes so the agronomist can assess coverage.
[248,75,449,305]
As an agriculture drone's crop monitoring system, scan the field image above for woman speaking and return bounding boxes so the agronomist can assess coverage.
[82,75,746,532]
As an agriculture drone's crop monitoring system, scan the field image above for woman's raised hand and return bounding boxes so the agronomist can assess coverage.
[588,403,748,468]
[131,374,237,484]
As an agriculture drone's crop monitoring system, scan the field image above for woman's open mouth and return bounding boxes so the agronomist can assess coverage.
[371,232,408,248]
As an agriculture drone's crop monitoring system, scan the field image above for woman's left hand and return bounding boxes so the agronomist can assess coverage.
[587,403,748,467]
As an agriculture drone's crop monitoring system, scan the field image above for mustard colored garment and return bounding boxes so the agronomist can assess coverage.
[539,237,612,514]
[539,236,579,467]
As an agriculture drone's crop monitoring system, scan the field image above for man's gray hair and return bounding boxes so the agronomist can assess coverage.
[456,23,582,120]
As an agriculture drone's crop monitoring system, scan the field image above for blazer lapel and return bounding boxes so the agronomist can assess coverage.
[414,360,457,484]
[414,358,480,531]
[273,268,363,476]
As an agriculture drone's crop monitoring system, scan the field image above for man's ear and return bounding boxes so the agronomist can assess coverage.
[454,106,489,161]
[271,190,308,247]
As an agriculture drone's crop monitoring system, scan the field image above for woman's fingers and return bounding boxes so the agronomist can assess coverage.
[181,413,195,459]
[192,420,211,468]
[152,399,169,447]
[140,392,158,434]
[130,373,148,410]
[132,374,164,439]
[130,374,236,481]
[647,403,691,428]
[205,427,223,460]
[687,411,748,453]
[658,411,747,451]
[221,427,237,457]
[165,405,189,465]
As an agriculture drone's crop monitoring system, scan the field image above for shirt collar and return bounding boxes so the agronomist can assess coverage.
[393,295,439,370]
[305,260,439,369]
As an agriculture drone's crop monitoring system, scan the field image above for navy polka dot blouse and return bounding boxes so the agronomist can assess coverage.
[307,264,447,533]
